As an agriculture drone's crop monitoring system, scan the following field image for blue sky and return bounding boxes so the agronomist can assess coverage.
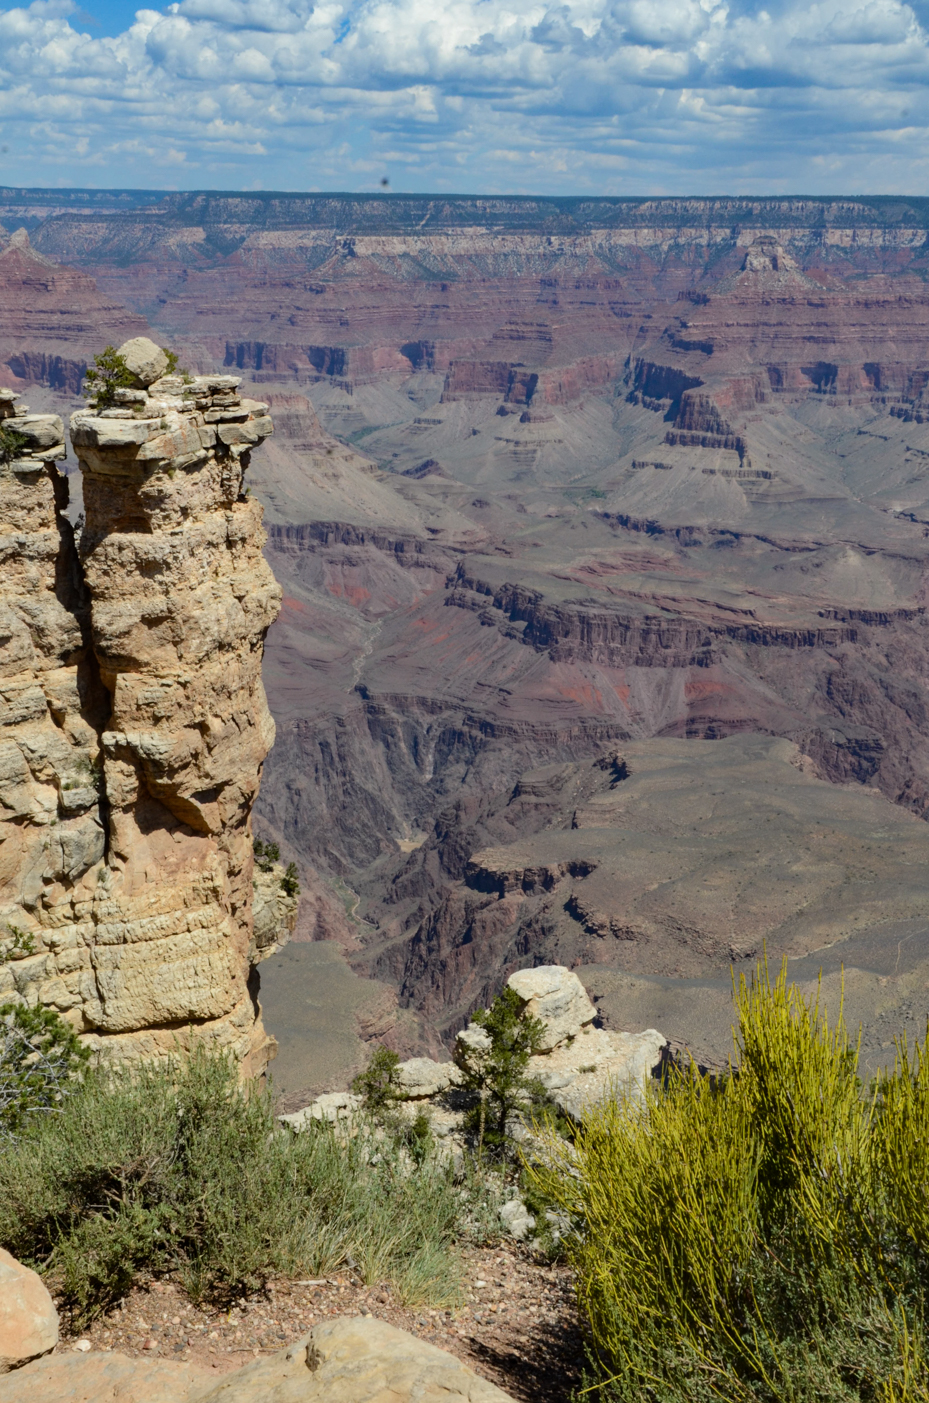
[1,0,929,193]
[72,1,142,36]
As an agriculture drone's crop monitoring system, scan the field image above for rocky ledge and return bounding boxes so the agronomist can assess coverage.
[0,339,294,1071]
[280,963,665,1235]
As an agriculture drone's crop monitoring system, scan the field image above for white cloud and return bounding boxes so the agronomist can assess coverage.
[0,0,927,191]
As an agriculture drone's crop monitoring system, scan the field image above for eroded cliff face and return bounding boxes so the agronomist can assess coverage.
[0,342,290,1072]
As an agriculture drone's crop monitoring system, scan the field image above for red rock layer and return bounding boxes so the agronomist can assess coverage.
[0,233,149,391]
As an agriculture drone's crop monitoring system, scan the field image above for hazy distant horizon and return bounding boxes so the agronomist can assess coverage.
[3,188,929,209]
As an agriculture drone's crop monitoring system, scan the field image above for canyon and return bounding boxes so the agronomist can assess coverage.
[5,193,929,1089]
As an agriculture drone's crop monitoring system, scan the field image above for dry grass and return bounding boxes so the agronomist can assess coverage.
[0,1046,500,1326]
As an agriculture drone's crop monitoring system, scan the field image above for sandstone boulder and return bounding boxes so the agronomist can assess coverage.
[0,1248,58,1374]
[0,1349,208,1402]
[117,336,169,387]
[506,965,596,1051]
[11,416,64,452]
[499,1199,536,1240]
[395,1057,461,1098]
[278,1091,361,1129]
[529,1025,666,1120]
[195,1315,514,1402]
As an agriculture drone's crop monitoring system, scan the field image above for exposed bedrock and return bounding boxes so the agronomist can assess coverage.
[252,507,929,1047]
[622,242,929,450]
[358,733,929,1050]
[12,198,929,1066]
[0,344,292,1071]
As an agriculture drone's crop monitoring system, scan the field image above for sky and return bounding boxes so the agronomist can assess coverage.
[1,0,929,194]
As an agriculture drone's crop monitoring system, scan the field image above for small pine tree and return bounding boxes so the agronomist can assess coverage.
[459,987,546,1162]
[0,1003,90,1140]
[281,862,300,898]
[83,346,135,407]
[352,1044,402,1114]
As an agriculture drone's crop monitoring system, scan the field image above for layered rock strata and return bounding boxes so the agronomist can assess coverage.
[0,341,289,1071]
[0,229,149,393]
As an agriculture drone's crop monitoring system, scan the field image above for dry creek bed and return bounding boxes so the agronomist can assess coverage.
[60,1242,585,1403]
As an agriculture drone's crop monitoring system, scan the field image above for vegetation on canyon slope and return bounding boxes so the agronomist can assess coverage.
[533,965,929,1403]
[0,1045,500,1327]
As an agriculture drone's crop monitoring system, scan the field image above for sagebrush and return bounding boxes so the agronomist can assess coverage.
[530,963,929,1403]
[0,1046,499,1325]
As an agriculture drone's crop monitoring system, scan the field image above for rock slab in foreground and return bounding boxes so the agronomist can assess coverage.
[0,1248,57,1374]
[0,1349,209,1402]
[0,1316,516,1403]
[196,1316,514,1403]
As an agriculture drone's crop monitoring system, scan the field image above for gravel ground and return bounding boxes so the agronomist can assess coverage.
[60,1243,586,1403]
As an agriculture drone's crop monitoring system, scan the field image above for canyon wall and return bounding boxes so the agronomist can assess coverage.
[0,341,292,1071]
[9,193,929,1072]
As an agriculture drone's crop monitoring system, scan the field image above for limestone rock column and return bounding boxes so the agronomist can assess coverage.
[0,390,107,1020]
[70,349,283,1071]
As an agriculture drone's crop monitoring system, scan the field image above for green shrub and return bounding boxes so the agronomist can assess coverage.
[0,1046,491,1325]
[82,346,135,407]
[530,963,929,1402]
[458,986,546,1162]
[281,861,300,898]
[352,1044,402,1113]
[0,424,29,465]
[253,838,280,873]
[0,1003,90,1141]
[402,1108,434,1167]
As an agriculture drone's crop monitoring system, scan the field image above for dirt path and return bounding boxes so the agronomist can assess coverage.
[61,1242,586,1403]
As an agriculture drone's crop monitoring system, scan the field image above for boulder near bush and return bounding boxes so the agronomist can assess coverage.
[0,1247,57,1373]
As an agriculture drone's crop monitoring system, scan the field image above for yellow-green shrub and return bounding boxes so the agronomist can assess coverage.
[530,964,929,1402]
